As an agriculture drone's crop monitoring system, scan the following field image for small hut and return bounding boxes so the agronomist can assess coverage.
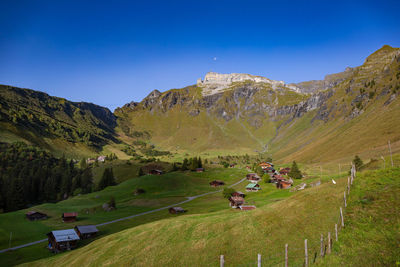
[240,205,256,211]
[209,180,225,187]
[196,168,205,172]
[245,183,261,192]
[26,211,47,221]
[74,225,99,239]
[169,207,187,214]
[47,229,80,252]
[62,212,78,223]
[229,196,244,208]
[148,169,163,175]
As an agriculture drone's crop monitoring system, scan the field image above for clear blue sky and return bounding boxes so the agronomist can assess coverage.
[1,0,399,110]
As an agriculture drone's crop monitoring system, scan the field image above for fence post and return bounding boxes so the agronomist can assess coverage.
[389,140,394,167]
[344,192,347,208]
[258,253,261,267]
[320,234,324,257]
[285,244,288,267]
[305,239,308,267]
[327,232,331,254]
[220,255,224,267]
[335,224,338,241]
[340,207,344,227]
[347,177,350,195]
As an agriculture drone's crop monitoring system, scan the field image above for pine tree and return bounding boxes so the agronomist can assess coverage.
[255,165,264,177]
[79,158,87,169]
[190,157,198,171]
[81,168,93,193]
[198,157,203,168]
[353,155,364,171]
[288,161,302,179]
[172,163,178,171]
[181,158,188,171]
[138,167,144,176]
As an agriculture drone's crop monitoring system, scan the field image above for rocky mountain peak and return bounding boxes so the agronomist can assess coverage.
[197,72,301,96]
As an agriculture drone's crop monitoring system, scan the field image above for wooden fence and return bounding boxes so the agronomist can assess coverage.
[218,163,357,267]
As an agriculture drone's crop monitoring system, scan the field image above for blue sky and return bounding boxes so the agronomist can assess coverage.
[1,0,399,110]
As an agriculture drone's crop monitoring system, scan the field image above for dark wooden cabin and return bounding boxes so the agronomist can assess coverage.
[229,196,244,208]
[276,179,293,189]
[148,169,163,175]
[209,180,225,187]
[62,212,78,223]
[196,168,205,172]
[26,211,47,221]
[169,207,187,214]
[47,229,80,253]
[74,225,99,239]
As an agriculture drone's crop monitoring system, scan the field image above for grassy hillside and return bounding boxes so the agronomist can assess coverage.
[0,85,117,158]
[18,165,350,266]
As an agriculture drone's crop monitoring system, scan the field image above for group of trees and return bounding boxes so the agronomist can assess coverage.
[0,142,93,212]
[181,157,203,171]
[98,167,116,190]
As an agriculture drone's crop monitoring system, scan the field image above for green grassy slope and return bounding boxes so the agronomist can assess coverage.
[19,167,352,266]
[318,168,400,266]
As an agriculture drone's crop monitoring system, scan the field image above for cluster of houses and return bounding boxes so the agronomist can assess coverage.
[86,155,107,164]
[47,225,99,253]
[26,211,98,253]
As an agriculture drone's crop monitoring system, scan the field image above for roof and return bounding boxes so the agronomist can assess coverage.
[240,205,256,210]
[230,196,244,202]
[210,180,224,183]
[170,207,185,212]
[26,211,46,216]
[246,183,259,189]
[233,191,244,195]
[63,212,78,218]
[49,229,80,242]
[75,225,98,234]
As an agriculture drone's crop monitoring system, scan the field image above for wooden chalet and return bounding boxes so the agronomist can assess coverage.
[148,169,163,175]
[270,174,285,183]
[231,191,245,198]
[279,167,291,175]
[240,205,256,211]
[169,207,187,214]
[74,225,99,239]
[246,183,261,192]
[26,211,47,221]
[276,179,293,189]
[229,196,244,208]
[259,162,274,170]
[209,180,225,187]
[62,212,78,223]
[265,166,275,173]
[196,168,205,172]
[246,173,261,183]
[47,229,80,252]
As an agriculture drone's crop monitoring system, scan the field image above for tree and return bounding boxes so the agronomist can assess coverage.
[98,167,116,190]
[172,163,178,171]
[255,165,264,177]
[190,157,198,171]
[109,196,116,209]
[222,187,235,199]
[181,158,188,171]
[204,159,208,164]
[138,167,144,176]
[266,157,273,163]
[81,168,93,193]
[198,157,203,168]
[288,161,302,179]
[353,155,364,171]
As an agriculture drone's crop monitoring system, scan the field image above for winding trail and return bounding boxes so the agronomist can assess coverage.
[0,177,247,254]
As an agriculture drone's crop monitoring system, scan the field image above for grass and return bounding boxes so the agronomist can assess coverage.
[316,167,400,266]
[0,167,248,258]
[13,165,351,267]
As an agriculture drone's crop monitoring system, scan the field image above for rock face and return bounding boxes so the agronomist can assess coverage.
[197,72,301,95]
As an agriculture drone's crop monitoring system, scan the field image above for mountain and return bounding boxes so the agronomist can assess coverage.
[115,45,400,162]
[0,85,118,157]
[0,45,399,162]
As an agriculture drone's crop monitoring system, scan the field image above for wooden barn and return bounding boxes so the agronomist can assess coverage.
[231,191,245,198]
[62,212,77,223]
[196,168,205,172]
[169,207,187,214]
[246,183,261,192]
[229,196,244,208]
[277,179,293,189]
[148,169,163,175]
[209,180,225,187]
[74,225,99,239]
[246,173,261,183]
[26,211,47,221]
[47,229,80,252]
